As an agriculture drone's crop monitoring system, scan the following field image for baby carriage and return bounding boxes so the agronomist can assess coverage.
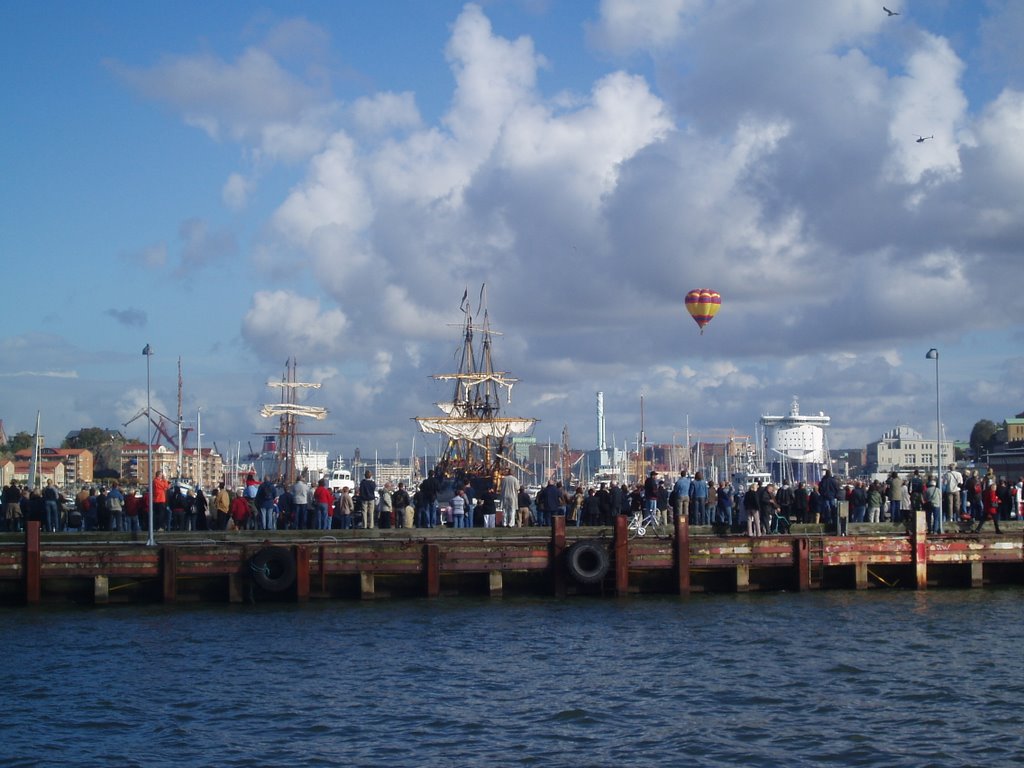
[765,508,791,534]
[955,511,975,533]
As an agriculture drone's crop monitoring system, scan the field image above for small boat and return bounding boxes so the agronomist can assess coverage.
[326,460,356,493]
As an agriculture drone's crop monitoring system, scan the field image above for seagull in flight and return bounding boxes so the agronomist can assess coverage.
[915,135,934,143]
[883,6,900,16]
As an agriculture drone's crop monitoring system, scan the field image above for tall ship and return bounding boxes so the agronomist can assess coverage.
[257,359,330,483]
[415,286,538,490]
[760,396,831,484]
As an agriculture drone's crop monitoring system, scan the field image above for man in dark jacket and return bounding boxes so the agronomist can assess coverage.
[417,470,438,528]
[819,470,840,527]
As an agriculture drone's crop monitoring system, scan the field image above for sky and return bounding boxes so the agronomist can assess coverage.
[2,0,1023,463]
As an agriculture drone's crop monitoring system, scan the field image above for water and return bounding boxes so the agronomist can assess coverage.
[3,590,1023,767]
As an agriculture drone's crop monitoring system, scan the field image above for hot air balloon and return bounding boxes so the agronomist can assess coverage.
[685,288,721,334]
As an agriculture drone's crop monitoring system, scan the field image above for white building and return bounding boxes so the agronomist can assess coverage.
[866,425,954,475]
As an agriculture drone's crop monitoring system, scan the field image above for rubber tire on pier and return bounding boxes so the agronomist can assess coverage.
[565,540,611,585]
[249,546,297,593]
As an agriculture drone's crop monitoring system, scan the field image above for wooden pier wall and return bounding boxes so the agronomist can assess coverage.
[2,515,1023,606]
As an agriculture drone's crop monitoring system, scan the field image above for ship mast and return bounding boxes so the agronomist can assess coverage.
[260,358,328,482]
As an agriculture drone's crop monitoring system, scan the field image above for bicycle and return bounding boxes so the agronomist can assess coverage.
[627,509,667,539]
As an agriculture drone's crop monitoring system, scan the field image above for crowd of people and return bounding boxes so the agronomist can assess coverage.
[4,464,1021,537]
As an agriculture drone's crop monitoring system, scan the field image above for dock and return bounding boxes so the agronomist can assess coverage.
[2,513,1022,606]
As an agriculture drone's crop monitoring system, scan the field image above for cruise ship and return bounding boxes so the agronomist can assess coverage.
[760,397,831,484]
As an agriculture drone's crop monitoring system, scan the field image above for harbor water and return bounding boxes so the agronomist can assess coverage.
[3,590,1023,767]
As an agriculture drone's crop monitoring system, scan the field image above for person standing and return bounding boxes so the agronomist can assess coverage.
[107,481,125,531]
[481,484,497,528]
[292,475,310,530]
[867,480,883,524]
[643,471,659,522]
[3,480,22,532]
[569,486,585,527]
[379,482,394,528]
[887,472,903,524]
[793,481,809,524]
[312,479,333,530]
[776,482,794,524]
[450,487,467,528]
[42,480,61,533]
[540,479,560,526]
[124,488,142,533]
[517,486,532,528]
[153,470,170,532]
[256,475,277,531]
[819,470,840,529]
[336,486,354,529]
[184,488,198,532]
[417,470,437,528]
[194,487,210,530]
[214,483,231,530]
[359,470,377,529]
[744,483,762,536]
[595,483,611,526]
[942,465,961,523]
[716,481,733,529]
[926,478,943,534]
[690,471,709,525]
[392,482,412,528]
[672,470,692,524]
[974,480,1002,534]
[500,471,520,528]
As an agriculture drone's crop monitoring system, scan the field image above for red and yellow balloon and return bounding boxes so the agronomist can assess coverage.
[684,288,721,334]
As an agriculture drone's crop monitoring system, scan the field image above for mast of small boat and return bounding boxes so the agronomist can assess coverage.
[177,357,184,480]
[28,410,41,489]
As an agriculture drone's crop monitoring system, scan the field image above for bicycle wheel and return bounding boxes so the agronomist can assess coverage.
[628,516,641,539]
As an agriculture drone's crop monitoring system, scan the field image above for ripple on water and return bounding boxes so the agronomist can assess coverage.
[4,592,1024,767]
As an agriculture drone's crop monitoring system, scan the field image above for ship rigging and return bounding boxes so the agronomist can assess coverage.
[414,286,537,486]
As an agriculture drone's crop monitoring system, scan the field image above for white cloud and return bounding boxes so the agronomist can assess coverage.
[109,24,336,163]
[91,3,1024,455]
[351,91,422,135]
[885,33,968,186]
[589,0,701,54]
[222,172,251,210]
[241,290,349,359]
[272,133,373,246]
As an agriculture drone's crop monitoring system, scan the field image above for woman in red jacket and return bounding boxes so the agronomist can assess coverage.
[974,481,1002,534]
[313,479,334,530]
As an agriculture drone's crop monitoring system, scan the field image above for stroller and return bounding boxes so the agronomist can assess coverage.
[765,509,791,534]
[955,511,975,533]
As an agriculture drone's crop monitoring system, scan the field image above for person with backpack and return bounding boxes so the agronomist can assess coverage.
[255,476,277,531]
[107,481,125,531]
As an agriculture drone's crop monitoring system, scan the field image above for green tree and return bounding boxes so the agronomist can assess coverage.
[4,431,34,453]
[62,427,125,473]
[62,427,115,451]
[969,419,999,457]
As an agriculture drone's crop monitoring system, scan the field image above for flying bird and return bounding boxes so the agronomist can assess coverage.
[883,6,900,16]
[915,135,934,143]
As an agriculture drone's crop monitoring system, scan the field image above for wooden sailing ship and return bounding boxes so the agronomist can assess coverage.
[414,286,537,488]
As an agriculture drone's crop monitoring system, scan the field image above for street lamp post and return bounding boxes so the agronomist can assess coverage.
[926,348,941,533]
[143,344,156,546]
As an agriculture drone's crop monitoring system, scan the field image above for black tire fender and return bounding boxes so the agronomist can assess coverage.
[565,540,610,585]
[249,546,297,593]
